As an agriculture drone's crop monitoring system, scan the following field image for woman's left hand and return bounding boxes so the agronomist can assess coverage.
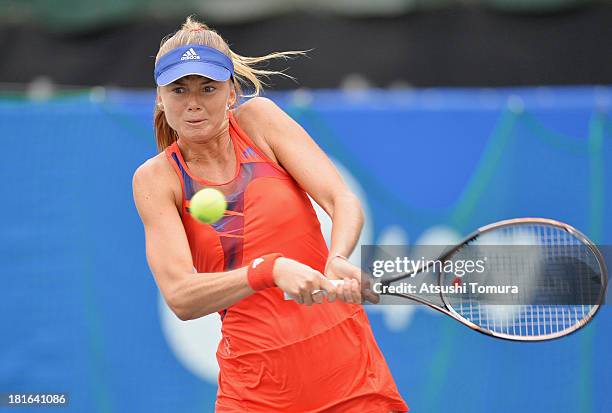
[324,256,380,304]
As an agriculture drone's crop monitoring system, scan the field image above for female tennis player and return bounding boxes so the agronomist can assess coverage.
[132,16,408,413]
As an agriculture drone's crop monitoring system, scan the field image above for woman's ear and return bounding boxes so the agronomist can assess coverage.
[228,85,236,107]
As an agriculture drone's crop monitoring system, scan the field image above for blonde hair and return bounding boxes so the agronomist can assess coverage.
[154,16,305,152]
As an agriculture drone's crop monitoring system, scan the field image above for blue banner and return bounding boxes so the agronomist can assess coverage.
[1,86,610,412]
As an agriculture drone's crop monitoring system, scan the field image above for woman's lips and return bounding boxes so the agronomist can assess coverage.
[186,119,206,125]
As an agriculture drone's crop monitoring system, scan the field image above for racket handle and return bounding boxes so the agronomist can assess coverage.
[283,279,343,300]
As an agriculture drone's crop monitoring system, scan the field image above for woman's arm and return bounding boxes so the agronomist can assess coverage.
[237,97,365,302]
[132,157,336,320]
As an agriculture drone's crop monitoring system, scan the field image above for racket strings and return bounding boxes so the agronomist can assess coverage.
[445,223,603,339]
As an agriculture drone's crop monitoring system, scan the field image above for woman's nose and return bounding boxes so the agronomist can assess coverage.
[186,94,202,111]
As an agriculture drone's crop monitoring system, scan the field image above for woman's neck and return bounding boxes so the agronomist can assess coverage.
[176,128,236,183]
[177,129,233,165]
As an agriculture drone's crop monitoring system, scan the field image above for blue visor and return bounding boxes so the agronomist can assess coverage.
[154,45,234,86]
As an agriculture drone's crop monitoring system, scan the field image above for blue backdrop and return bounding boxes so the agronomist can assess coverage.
[1,86,610,412]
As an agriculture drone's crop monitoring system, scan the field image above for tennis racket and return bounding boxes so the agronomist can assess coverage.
[286,218,608,341]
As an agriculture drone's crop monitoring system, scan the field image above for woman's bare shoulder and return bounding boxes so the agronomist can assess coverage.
[134,152,170,182]
[133,151,182,208]
[232,97,279,161]
[233,96,282,124]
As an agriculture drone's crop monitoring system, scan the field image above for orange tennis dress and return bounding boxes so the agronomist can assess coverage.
[165,113,409,413]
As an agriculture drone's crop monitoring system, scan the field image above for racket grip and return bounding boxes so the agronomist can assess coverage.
[283,279,343,300]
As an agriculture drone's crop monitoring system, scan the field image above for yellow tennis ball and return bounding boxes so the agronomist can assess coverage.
[189,188,227,224]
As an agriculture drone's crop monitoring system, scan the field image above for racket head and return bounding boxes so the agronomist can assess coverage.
[438,218,608,341]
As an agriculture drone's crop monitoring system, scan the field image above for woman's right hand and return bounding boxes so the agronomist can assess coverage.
[273,258,338,305]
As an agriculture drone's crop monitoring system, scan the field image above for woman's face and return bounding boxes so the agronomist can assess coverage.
[158,75,235,142]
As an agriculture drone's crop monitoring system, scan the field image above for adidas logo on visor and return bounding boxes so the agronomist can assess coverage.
[180,48,201,61]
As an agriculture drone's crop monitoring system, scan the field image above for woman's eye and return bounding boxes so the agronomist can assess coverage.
[172,87,185,94]
[204,86,216,93]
